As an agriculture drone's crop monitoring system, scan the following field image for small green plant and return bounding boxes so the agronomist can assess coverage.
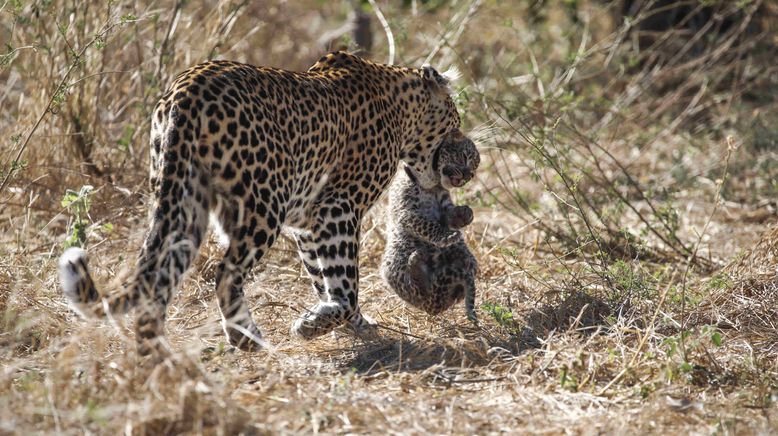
[94,35,106,50]
[49,83,70,113]
[0,154,27,180]
[116,125,135,152]
[606,259,654,306]
[0,50,14,69]
[17,370,44,392]
[559,366,579,391]
[61,185,94,248]
[662,325,724,383]
[482,301,517,331]
[85,398,109,427]
[120,13,138,24]
[706,274,733,293]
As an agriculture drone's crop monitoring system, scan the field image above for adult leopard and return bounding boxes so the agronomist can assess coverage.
[58,51,468,354]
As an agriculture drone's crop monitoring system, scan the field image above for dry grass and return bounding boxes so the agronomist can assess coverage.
[2,0,778,434]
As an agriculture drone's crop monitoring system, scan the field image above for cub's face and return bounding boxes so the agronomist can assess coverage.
[435,131,480,190]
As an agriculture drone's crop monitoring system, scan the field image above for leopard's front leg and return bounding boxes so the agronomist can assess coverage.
[293,231,375,338]
[291,209,375,339]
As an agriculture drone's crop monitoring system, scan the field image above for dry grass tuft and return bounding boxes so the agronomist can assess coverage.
[693,224,778,361]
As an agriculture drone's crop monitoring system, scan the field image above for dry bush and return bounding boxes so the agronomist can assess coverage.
[1,0,778,433]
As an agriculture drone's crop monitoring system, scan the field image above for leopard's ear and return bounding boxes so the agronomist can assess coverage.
[420,65,449,89]
[420,65,460,92]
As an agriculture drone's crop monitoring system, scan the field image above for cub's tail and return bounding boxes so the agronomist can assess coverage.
[465,278,477,325]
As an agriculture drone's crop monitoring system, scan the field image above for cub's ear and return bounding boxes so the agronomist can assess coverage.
[420,65,450,89]
[403,165,420,186]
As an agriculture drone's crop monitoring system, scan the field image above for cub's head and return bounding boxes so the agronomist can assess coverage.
[403,130,479,192]
[433,131,480,190]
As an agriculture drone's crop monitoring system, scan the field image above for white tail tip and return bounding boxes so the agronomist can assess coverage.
[58,247,87,299]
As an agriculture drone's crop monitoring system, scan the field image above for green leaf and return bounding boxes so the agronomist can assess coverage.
[61,185,95,249]
[711,331,722,347]
[61,190,79,208]
[117,125,135,151]
[120,14,137,24]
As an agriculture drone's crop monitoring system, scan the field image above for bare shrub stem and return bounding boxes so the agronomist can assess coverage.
[367,0,395,65]
[0,19,123,199]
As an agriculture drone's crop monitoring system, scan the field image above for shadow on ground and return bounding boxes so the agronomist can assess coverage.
[336,290,612,375]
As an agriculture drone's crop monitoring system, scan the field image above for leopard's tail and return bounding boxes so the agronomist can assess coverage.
[58,102,209,319]
[58,247,107,318]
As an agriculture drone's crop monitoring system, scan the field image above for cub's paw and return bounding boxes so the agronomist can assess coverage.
[137,337,171,361]
[440,230,463,247]
[338,312,380,341]
[466,309,479,326]
[448,205,474,229]
[357,312,377,328]
[291,318,319,340]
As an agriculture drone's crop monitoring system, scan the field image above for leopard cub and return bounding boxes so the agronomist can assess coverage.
[381,136,480,321]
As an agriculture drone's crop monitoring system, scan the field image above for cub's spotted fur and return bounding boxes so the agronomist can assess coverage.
[58,51,470,353]
[381,132,480,321]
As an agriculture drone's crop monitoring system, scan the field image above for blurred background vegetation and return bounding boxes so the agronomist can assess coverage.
[2,0,776,255]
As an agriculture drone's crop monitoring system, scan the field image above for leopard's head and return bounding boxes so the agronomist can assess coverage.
[404,65,471,190]
[433,131,480,190]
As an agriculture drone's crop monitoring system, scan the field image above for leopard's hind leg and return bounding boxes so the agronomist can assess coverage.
[211,192,284,351]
